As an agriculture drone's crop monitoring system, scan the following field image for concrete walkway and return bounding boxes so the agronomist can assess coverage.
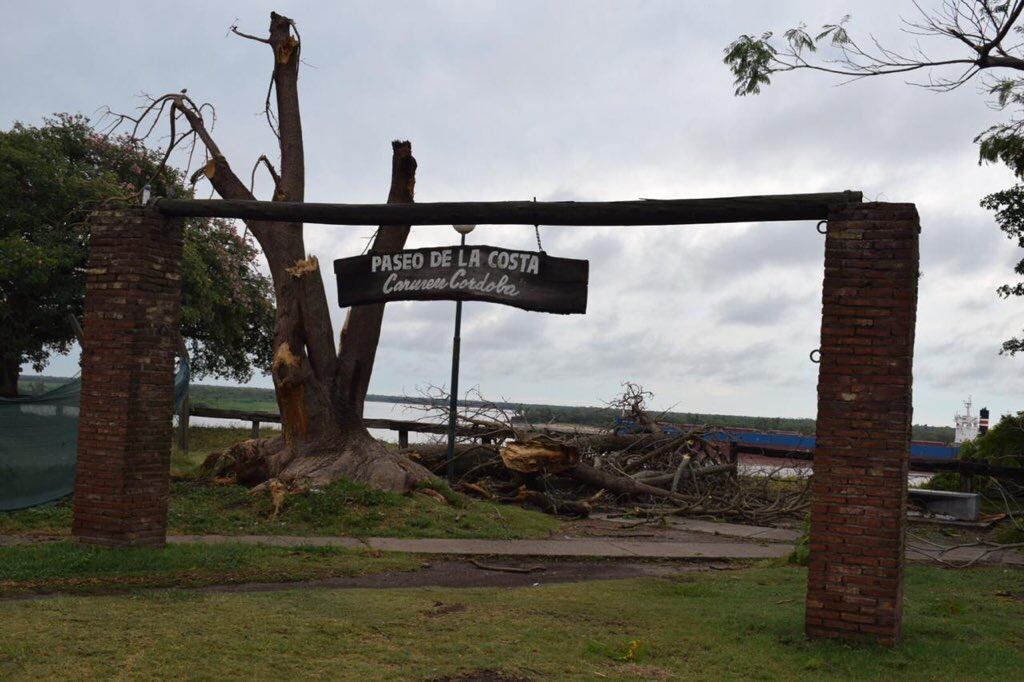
[5,516,1021,566]
[595,515,802,543]
[166,516,1024,566]
[167,534,791,560]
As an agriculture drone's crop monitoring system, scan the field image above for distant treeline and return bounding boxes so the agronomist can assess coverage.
[16,375,74,396]
[517,404,953,443]
[18,379,956,443]
[185,383,956,444]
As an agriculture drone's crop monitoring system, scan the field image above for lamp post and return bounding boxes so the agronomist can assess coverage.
[446,224,475,482]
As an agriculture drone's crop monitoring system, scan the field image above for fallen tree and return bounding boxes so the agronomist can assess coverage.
[400,383,809,524]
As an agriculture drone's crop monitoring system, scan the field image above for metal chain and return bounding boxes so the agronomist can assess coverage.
[533,196,544,252]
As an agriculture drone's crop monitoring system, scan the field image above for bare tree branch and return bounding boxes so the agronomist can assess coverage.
[249,154,281,197]
[230,23,270,44]
[726,2,1024,96]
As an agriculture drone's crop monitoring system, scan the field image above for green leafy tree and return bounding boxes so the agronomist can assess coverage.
[724,1,1024,354]
[947,413,1024,527]
[0,114,274,396]
[959,410,1024,466]
[981,187,1024,354]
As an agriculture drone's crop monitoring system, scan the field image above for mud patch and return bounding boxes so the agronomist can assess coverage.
[424,601,467,618]
[995,590,1024,602]
[429,670,532,682]
[196,558,706,593]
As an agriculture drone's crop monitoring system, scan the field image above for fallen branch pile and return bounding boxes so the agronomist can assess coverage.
[400,384,810,525]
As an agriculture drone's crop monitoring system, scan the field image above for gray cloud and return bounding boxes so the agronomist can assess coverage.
[8,0,1024,423]
[716,292,810,327]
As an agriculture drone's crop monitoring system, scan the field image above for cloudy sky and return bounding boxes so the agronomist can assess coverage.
[7,1,1023,426]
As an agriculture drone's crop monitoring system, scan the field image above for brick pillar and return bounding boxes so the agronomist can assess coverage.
[806,202,919,646]
[72,206,183,547]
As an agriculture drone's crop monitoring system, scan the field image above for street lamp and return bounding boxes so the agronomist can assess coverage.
[446,224,475,482]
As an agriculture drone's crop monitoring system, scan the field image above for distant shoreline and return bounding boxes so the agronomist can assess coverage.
[17,376,956,443]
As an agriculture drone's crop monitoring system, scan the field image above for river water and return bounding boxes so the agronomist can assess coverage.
[187,400,447,444]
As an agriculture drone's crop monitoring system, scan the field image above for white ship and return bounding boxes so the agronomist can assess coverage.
[953,397,989,444]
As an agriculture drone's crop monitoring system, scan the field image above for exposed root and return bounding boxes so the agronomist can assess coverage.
[200,430,436,493]
[252,478,288,520]
[200,437,282,486]
[417,488,450,505]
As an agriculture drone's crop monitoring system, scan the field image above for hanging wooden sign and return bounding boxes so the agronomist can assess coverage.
[334,245,588,314]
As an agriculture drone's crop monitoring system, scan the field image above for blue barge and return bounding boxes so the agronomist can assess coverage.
[614,419,960,460]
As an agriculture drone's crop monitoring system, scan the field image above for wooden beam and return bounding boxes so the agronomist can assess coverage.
[188,406,511,438]
[155,191,862,226]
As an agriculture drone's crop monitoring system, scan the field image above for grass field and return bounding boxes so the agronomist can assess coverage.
[0,564,1020,680]
[0,477,558,540]
[0,426,559,541]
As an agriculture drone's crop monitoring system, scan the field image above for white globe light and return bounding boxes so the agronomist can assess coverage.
[453,224,476,235]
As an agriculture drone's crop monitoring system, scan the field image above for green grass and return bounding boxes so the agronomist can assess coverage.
[0,541,421,595]
[1,425,557,540]
[0,478,557,540]
[0,564,1021,679]
[165,477,557,539]
[3,424,558,540]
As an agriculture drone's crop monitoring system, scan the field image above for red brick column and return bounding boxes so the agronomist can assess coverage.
[805,202,919,646]
[72,206,183,547]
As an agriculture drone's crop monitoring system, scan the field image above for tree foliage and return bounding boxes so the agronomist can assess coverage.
[958,410,1024,464]
[981,185,1024,353]
[724,1,1024,355]
[0,114,274,393]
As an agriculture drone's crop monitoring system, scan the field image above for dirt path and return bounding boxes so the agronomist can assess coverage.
[0,557,734,603]
[196,557,723,593]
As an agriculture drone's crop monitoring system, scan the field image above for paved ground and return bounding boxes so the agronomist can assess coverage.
[166,517,802,561]
[168,533,792,560]
[166,513,1023,566]
[4,515,1022,566]
[589,515,803,543]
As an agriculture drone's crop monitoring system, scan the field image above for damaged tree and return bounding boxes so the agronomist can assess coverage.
[112,12,431,491]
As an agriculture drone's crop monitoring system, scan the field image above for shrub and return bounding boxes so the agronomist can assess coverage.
[788,514,810,566]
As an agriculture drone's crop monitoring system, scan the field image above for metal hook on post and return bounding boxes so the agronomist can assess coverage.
[809,349,821,364]
[816,220,828,235]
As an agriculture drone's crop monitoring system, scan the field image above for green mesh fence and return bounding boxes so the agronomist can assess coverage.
[0,361,189,511]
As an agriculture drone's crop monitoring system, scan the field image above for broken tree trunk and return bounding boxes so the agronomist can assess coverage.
[630,463,737,488]
[566,462,693,503]
[401,443,503,479]
[174,13,433,492]
[500,439,581,474]
[335,141,417,416]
